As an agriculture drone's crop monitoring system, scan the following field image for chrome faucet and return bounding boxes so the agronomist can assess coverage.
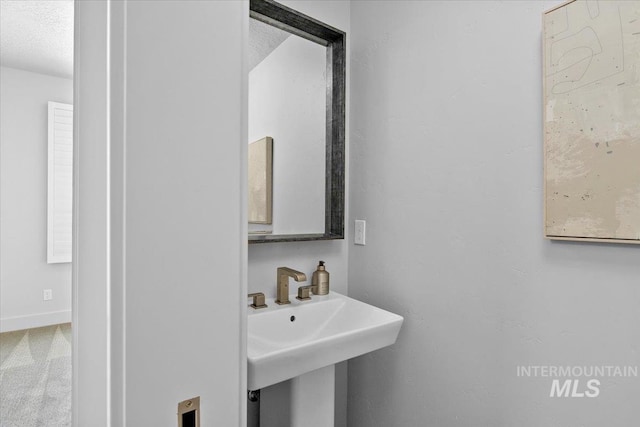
[276,267,307,305]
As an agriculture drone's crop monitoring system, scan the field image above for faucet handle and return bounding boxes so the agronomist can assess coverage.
[248,292,268,309]
[296,285,313,301]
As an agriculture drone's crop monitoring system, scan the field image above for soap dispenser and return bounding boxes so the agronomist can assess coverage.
[311,261,330,295]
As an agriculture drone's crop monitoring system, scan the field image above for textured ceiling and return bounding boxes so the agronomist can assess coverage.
[0,2,289,79]
[249,17,290,71]
[0,0,74,79]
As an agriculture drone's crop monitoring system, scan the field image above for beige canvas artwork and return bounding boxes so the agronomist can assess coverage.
[248,137,273,224]
[543,0,640,243]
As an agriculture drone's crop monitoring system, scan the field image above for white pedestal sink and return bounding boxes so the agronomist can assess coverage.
[247,291,403,427]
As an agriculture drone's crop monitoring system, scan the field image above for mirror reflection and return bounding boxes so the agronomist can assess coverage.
[248,17,326,236]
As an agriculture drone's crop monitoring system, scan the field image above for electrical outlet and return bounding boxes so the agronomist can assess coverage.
[43,289,53,301]
[355,220,366,245]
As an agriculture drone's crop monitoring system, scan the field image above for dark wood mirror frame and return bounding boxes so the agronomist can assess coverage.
[248,0,345,244]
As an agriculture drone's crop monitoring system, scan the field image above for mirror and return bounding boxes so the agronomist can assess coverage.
[248,0,345,244]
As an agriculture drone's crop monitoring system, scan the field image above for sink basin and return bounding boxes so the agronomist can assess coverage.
[247,291,403,390]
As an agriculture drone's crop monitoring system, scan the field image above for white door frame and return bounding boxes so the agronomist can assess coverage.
[72,1,115,425]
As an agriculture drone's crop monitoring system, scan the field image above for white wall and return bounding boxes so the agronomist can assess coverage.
[247,2,350,426]
[249,35,326,234]
[348,1,640,426]
[74,1,246,425]
[0,66,73,332]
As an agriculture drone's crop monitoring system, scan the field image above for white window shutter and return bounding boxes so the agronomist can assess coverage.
[47,101,73,263]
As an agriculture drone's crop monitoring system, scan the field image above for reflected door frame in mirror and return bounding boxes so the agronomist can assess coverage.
[248,0,345,244]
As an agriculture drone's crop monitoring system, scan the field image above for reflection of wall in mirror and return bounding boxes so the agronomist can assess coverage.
[248,33,326,235]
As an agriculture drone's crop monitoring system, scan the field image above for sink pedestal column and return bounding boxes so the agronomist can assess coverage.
[290,364,335,427]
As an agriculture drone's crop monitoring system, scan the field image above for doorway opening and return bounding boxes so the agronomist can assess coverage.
[0,1,74,425]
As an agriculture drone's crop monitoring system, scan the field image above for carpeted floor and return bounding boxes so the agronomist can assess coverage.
[0,324,72,427]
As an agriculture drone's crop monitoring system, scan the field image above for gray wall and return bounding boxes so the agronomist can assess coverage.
[348,1,640,426]
[0,66,73,332]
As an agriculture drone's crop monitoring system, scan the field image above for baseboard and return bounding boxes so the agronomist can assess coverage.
[0,310,72,333]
